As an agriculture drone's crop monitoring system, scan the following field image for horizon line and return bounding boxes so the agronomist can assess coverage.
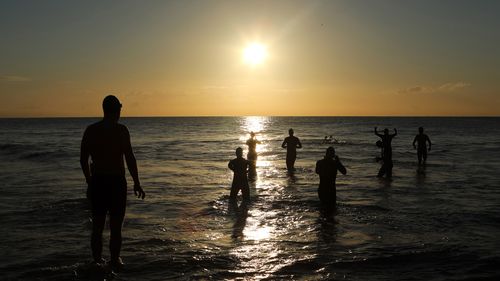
[1,115,500,119]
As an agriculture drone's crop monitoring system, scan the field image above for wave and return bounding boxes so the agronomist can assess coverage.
[0,143,34,154]
[0,143,71,162]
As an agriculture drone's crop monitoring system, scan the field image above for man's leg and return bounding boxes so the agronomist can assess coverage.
[417,150,423,165]
[109,211,125,264]
[422,149,427,164]
[109,178,127,267]
[230,183,240,200]
[91,214,106,263]
[286,154,296,170]
[241,184,250,201]
[290,156,296,170]
[386,161,393,178]
[377,163,386,177]
[286,155,292,170]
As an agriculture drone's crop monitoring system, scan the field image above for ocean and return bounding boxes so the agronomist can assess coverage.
[0,117,499,280]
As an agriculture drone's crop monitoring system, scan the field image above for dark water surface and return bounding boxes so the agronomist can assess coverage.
[1,117,499,280]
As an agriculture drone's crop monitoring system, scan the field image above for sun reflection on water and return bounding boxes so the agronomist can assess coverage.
[239,116,270,155]
[244,224,271,241]
[229,116,302,276]
[242,116,267,134]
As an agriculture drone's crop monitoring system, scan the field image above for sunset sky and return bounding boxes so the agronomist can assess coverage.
[1,0,499,117]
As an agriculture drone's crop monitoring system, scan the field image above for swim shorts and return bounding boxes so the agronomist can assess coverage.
[89,175,127,217]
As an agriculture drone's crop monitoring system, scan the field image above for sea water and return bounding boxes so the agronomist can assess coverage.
[0,117,499,280]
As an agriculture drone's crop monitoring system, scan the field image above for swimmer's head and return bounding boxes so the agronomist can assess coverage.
[419,127,424,133]
[326,146,335,158]
[250,131,255,137]
[289,128,294,136]
[102,95,122,119]
[384,128,389,135]
[236,147,243,157]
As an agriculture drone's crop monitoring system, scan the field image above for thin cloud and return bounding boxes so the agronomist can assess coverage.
[438,82,471,91]
[398,82,470,94]
[0,75,32,82]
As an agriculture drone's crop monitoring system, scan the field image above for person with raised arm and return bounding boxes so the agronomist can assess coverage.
[374,127,397,178]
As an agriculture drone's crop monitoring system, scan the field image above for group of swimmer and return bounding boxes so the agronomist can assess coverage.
[80,95,432,269]
[228,126,432,207]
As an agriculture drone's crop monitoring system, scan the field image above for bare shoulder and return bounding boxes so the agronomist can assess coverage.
[116,124,130,142]
[117,123,129,132]
[84,121,103,135]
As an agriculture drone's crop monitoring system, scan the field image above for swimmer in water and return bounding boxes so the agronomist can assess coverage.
[281,128,302,171]
[228,147,250,201]
[413,127,432,165]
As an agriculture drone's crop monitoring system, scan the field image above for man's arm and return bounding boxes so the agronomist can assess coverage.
[281,138,287,148]
[80,128,91,185]
[228,160,234,171]
[412,135,417,149]
[335,156,347,175]
[392,128,398,136]
[374,127,382,137]
[315,161,320,175]
[427,135,432,151]
[296,138,302,149]
[123,127,145,199]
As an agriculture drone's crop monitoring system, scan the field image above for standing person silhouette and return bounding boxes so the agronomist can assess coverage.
[281,128,302,171]
[80,95,145,270]
[246,131,261,168]
[315,147,347,209]
[228,147,250,201]
[374,127,397,178]
[413,127,432,165]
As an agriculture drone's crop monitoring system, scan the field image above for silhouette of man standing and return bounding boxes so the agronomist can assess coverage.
[228,147,250,201]
[281,128,302,171]
[413,127,432,165]
[374,127,397,178]
[80,95,145,269]
[246,131,261,168]
[315,147,347,208]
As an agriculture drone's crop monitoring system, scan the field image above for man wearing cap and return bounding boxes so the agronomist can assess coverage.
[80,95,145,269]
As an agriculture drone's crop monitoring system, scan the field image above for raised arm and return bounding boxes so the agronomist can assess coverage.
[123,127,145,199]
[374,127,383,137]
[392,128,398,136]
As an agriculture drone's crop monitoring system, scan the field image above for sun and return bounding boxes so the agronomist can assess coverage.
[243,43,267,66]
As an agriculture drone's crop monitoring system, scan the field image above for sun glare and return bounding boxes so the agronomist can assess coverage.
[243,43,267,66]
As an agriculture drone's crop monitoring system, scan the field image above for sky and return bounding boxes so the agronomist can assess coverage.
[1,0,499,117]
